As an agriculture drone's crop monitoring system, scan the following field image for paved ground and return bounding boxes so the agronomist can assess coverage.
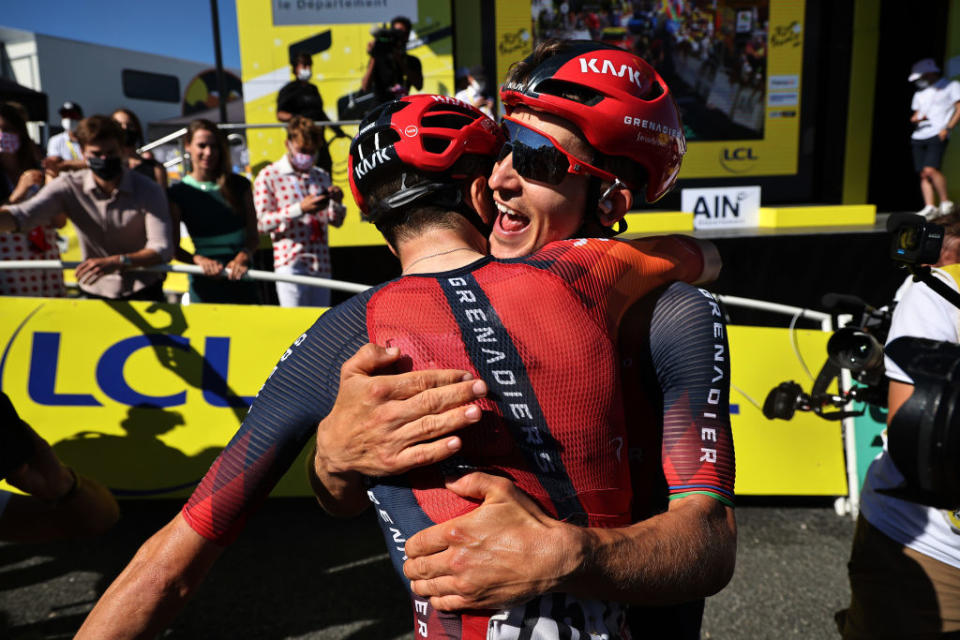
[0,498,855,639]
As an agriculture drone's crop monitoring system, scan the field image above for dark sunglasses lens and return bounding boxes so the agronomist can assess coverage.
[502,121,569,184]
[496,142,512,163]
[512,142,568,184]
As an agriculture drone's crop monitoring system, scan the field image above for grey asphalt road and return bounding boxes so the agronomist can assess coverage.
[0,498,855,639]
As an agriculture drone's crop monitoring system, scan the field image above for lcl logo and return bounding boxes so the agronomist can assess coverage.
[719,147,759,174]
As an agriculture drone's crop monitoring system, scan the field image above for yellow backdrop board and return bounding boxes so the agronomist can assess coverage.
[0,297,321,498]
[236,0,455,249]
[675,0,806,178]
[1,297,848,499]
[495,0,534,109]
[728,325,847,495]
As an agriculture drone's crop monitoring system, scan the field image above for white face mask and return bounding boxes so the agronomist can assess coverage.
[915,79,931,90]
[470,79,482,93]
[297,68,312,81]
[61,118,79,133]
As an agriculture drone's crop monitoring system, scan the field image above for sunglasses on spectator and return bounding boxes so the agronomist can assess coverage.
[497,117,618,185]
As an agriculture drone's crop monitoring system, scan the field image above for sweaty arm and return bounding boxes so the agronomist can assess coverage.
[75,514,220,640]
[404,282,736,609]
[78,299,372,639]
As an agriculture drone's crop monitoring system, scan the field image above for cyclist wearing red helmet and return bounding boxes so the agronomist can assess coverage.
[76,92,718,639]
[321,40,736,639]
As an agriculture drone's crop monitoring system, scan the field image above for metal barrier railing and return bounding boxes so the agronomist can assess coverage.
[0,260,371,294]
[141,120,362,169]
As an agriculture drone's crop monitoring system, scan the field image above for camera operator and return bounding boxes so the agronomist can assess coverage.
[838,213,960,638]
[360,16,423,109]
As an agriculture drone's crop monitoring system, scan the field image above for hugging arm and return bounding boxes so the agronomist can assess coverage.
[402,282,737,610]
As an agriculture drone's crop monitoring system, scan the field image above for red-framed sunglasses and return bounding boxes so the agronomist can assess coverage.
[497,116,619,185]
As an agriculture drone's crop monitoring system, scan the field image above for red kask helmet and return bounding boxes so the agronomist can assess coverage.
[500,40,685,204]
[348,95,505,223]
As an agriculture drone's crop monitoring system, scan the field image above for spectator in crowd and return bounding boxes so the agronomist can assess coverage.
[838,212,960,638]
[0,391,119,542]
[112,108,167,187]
[361,15,423,109]
[454,66,495,118]
[909,58,960,219]
[169,119,259,305]
[43,101,86,177]
[0,115,172,301]
[254,115,345,307]
[276,52,338,175]
[0,103,66,297]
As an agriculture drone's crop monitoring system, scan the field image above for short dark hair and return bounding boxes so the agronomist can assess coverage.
[75,115,124,149]
[391,15,412,34]
[931,212,960,238]
[366,154,491,248]
[292,52,312,68]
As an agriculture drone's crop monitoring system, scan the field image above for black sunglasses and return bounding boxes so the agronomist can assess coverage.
[497,117,618,185]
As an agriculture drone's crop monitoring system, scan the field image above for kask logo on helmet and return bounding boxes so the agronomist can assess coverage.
[429,94,470,107]
[353,147,393,179]
[578,58,645,89]
[404,125,418,137]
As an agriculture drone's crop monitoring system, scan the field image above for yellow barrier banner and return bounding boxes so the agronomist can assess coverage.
[728,325,847,496]
[0,297,321,497]
[1,296,847,499]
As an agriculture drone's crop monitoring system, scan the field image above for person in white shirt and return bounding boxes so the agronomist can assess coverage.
[838,213,960,638]
[454,66,494,118]
[909,59,960,219]
[43,101,87,177]
[253,116,346,307]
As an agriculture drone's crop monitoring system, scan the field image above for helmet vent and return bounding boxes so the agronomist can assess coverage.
[356,127,400,158]
[422,135,451,154]
[535,79,604,106]
[422,112,476,130]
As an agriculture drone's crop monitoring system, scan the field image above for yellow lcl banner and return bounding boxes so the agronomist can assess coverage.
[1,297,845,498]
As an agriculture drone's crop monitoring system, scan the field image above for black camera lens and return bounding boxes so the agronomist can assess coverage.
[827,327,885,373]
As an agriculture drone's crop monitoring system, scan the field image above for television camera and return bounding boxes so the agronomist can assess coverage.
[764,212,960,508]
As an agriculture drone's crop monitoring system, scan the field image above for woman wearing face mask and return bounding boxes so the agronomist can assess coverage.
[111,108,167,188]
[0,102,66,297]
[168,119,259,304]
[253,116,345,307]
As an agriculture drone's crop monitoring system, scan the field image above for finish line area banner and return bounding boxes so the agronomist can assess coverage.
[0,297,846,499]
[0,298,322,498]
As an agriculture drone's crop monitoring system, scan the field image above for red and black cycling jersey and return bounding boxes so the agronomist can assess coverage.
[180,236,734,639]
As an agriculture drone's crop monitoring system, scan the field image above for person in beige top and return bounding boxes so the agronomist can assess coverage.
[0,115,172,300]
